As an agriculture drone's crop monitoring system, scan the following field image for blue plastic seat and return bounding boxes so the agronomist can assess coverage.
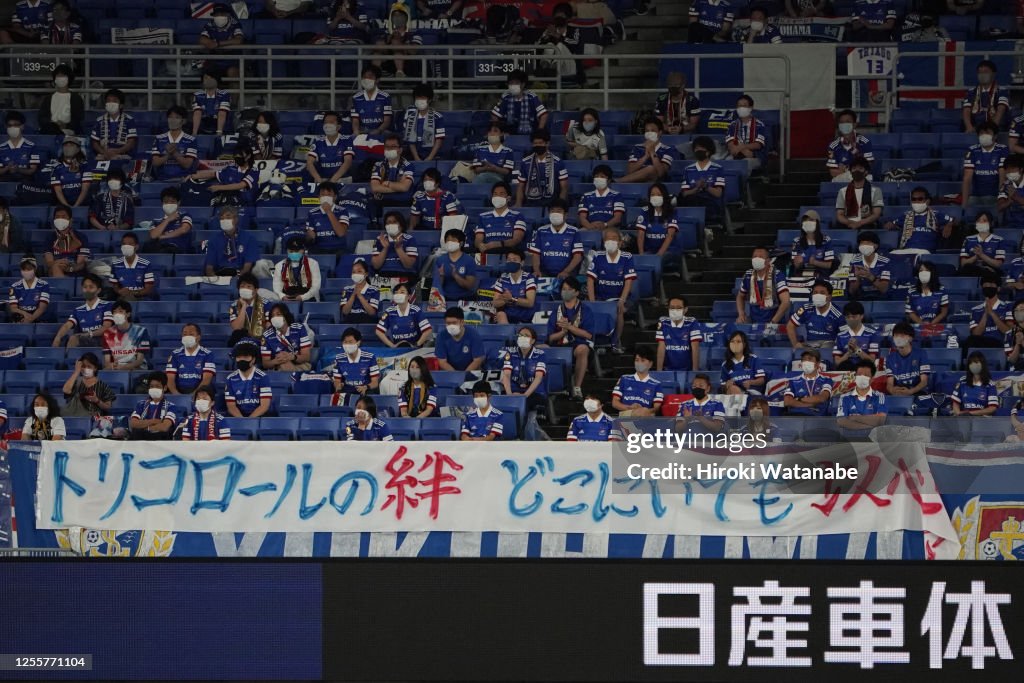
[298,416,340,440]
[419,416,461,441]
[383,417,419,441]
[258,417,299,440]
[223,417,258,440]
[24,347,65,370]
[278,394,318,417]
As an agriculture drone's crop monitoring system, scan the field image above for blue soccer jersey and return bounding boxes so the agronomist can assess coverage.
[578,188,625,224]
[586,251,636,301]
[376,304,430,344]
[905,288,949,322]
[332,349,380,390]
[502,347,547,395]
[887,346,930,388]
[528,224,583,277]
[461,407,504,439]
[224,368,272,416]
[837,389,886,417]
[344,417,394,441]
[655,317,701,371]
[952,379,999,411]
[790,303,844,342]
[784,374,833,416]
[567,413,623,441]
[307,135,355,177]
[435,326,484,371]
[67,299,112,334]
[612,373,663,409]
[475,209,528,247]
[963,143,1008,197]
[164,345,217,394]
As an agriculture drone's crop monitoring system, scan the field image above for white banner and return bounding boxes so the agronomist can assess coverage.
[35,441,957,556]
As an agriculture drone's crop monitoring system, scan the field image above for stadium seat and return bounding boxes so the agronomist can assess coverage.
[419,417,461,441]
[298,417,339,440]
[224,418,257,440]
[384,418,419,441]
[259,417,299,441]
[278,394,318,417]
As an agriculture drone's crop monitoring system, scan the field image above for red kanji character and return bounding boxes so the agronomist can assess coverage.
[382,445,420,520]
[885,458,943,515]
[416,452,463,519]
[812,455,891,516]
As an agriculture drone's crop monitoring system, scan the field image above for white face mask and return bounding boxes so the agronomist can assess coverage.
[604,240,619,253]
[668,309,684,321]
[918,270,932,284]
[491,195,508,209]
[582,120,596,133]
[392,292,408,305]
[220,218,234,231]
[854,375,871,390]
[343,343,359,355]
[149,387,164,400]
[385,224,401,238]
[213,14,229,27]
[649,195,664,208]
[423,179,437,193]
[53,218,70,231]
[976,221,991,234]
[256,122,271,135]
[801,360,816,374]
[978,134,994,147]
[517,335,532,350]
[239,288,254,301]
[969,362,983,376]
[911,202,928,214]
[549,213,565,227]
[121,244,136,258]
[54,76,68,88]
[749,408,764,421]
[162,203,178,216]
[749,20,764,31]
[320,195,334,207]
[644,131,659,143]
[108,179,122,192]
[355,408,369,422]
[271,315,286,330]
[105,102,120,115]
[838,122,854,135]
[361,78,376,92]
[751,256,766,270]
[414,99,428,111]
[194,399,211,413]
[445,323,461,336]
[167,117,183,131]
[811,293,828,308]
[323,123,338,136]
[1008,172,1022,183]
[583,399,600,413]
[82,367,95,378]
[20,269,33,281]
[736,106,752,118]
[6,126,21,139]
[508,84,522,96]
[472,396,488,409]
[409,367,421,380]
[487,134,502,146]
[34,406,48,420]
[113,313,127,326]
[858,244,875,257]
[182,335,197,348]
[351,272,365,284]
[444,241,460,253]
[384,149,399,161]
[893,336,910,348]
[801,221,816,234]
[593,177,608,190]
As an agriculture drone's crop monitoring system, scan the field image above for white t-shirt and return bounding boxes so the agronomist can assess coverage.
[51,91,72,125]
[22,416,67,438]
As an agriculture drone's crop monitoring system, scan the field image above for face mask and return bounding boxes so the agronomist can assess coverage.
[351,272,365,284]
[354,408,369,422]
[508,84,522,96]
[749,20,764,31]
[582,120,596,133]
[669,309,684,321]
[838,122,854,135]
[53,218,70,231]
[893,336,910,349]
[288,251,303,263]
[918,270,932,284]
[113,312,127,326]
[167,117,183,131]
[801,221,816,234]
[149,387,164,400]
[851,170,866,182]
[593,177,608,190]
[82,367,95,378]
[751,257,766,270]
[256,122,271,135]
[1016,311,1024,324]
[911,202,928,214]
[392,292,408,305]
[979,134,993,147]
[730,340,744,353]
[532,145,547,157]
[415,99,428,111]
[855,375,871,390]
[195,399,211,413]
[561,289,577,302]
[969,362,983,375]
[385,224,401,238]
[108,179,124,192]
[517,335,532,350]
[801,360,816,374]
[239,288,254,301]
[549,213,565,227]
[54,76,68,88]
[650,195,664,208]
[320,195,334,207]
[213,15,229,27]
[491,195,508,209]
[604,240,619,253]
[271,315,286,330]
[504,261,522,273]
[977,71,992,85]
[323,123,338,136]
[203,78,217,90]
[691,387,707,400]
[121,244,135,258]
[384,149,399,161]
[233,156,247,168]
[668,86,682,95]
[584,399,600,413]
[34,406,48,420]
[409,367,422,380]
[83,289,97,300]
[343,343,359,355]
[812,293,828,308]
[6,126,20,139]
[473,396,489,409]
[846,317,862,329]
[487,134,502,146]
[644,131,659,143]
[361,78,376,91]
[983,287,998,299]
[736,106,752,118]
[444,241,460,253]
[182,335,197,349]
[105,102,120,115]
[162,203,178,215]
[976,222,991,234]
[445,323,461,336]
[62,146,77,159]
[858,244,875,257]
[236,359,252,372]
[1008,172,1022,183]
[634,361,650,374]
[220,219,234,232]
[749,408,764,421]
[20,269,34,281]
[694,150,709,161]
[423,180,437,193]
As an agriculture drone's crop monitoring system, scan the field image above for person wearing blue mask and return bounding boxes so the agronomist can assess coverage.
[273,237,321,302]
[493,250,537,325]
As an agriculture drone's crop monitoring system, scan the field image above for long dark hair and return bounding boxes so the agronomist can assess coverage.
[356,395,378,419]
[577,107,601,134]
[965,351,992,385]
[798,221,826,249]
[268,303,295,327]
[256,110,280,137]
[403,356,435,390]
[33,391,61,421]
[913,261,942,294]
[723,331,752,371]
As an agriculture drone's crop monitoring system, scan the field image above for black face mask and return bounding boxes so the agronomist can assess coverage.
[234,157,247,166]
[236,359,252,371]
[694,150,709,162]
[691,387,707,400]
[983,287,999,299]
[668,87,682,95]
[554,16,567,25]
[532,145,547,156]
[851,170,866,182]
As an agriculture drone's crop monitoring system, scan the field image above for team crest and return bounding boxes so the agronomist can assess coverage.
[951,497,1024,560]
[55,528,177,557]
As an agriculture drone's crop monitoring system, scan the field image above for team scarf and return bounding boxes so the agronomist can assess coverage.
[240,296,267,336]
[900,208,936,249]
[401,381,432,415]
[844,178,874,219]
[733,117,758,144]
[190,410,219,440]
[403,108,436,148]
[29,417,52,441]
[525,153,556,201]
[99,111,129,147]
[251,131,274,160]
[555,302,583,345]
[971,82,999,121]
[663,92,689,127]
[53,227,83,258]
[46,22,76,44]
[281,256,313,291]
[508,93,534,135]
[748,264,776,308]
[513,347,539,389]
[100,190,130,225]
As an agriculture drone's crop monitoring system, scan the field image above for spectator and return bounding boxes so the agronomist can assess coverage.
[88,168,134,231]
[528,199,583,278]
[302,182,350,254]
[376,282,431,348]
[150,106,199,181]
[351,65,392,136]
[740,6,782,43]
[567,394,623,441]
[165,323,216,395]
[899,11,949,42]
[960,210,1004,277]
[678,135,725,225]
[224,341,272,418]
[370,134,414,199]
[962,121,1008,207]
[997,153,1024,229]
[129,372,177,440]
[883,187,955,251]
[37,63,84,135]
[536,3,579,83]
[199,4,244,79]
[726,94,767,172]
[655,72,700,135]
[656,296,701,371]
[952,351,999,416]
[578,164,624,231]
[966,274,1012,350]
[501,326,546,413]
[373,3,420,78]
[7,256,49,323]
[344,396,394,441]
[1010,115,1024,155]
[1005,299,1024,371]
[547,277,593,399]
[476,181,527,253]
[274,237,321,302]
[0,0,53,43]
[435,307,484,372]
[906,262,948,324]
[102,300,150,370]
[471,123,514,184]
[787,280,843,350]
[736,246,790,324]
[720,330,765,395]
[21,393,65,441]
[50,136,91,207]
[61,352,115,418]
[191,70,231,136]
[620,117,674,184]
[326,0,368,43]
[0,198,22,257]
[91,88,137,161]
[827,109,873,182]
[835,156,883,229]
[340,259,380,323]
[461,380,503,441]
[586,227,635,352]
[228,273,272,346]
[564,108,609,161]
[180,386,231,440]
[434,228,477,302]
[833,300,879,370]
[611,345,663,416]
[43,206,89,278]
[677,373,726,432]
[144,187,193,253]
[203,206,260,276]
[190,143,259,206]
[513,128,568,207]
[783,348,832,416]
[417,0,462,19]
[245,110,283,160]
[398,356,437,418]
[332,327,380,397]
[963,60,1009,133]
[688,0,734,43]
[0,111,39,181]
[402,83,445,162]
[1011,398,1024,441]
[492,250,536,324]
[835,359,886,431]
[847,231,890,300]
[848,0,897,42]
[306,111,355,184]
[886,322,930,396]
[109,233,155,300]
[739,396,779,442]
[51,273,110,347]
[491,70,548,136]
[370,210,418,278]
[261,303,312,372]
[409,168,460,230]
[635,183,679,258]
